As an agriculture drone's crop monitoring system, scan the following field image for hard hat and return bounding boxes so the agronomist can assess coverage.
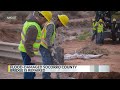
[113,18,116,21]
[99,19,103,22]
[92,18,95,21]
[58,15,69,27]
[39,11,52,22]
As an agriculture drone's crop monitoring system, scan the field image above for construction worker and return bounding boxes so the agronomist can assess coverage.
[40,14,69,79]
[91,18,97,41]
[18,11,52,79]
[96,19,105,45]
[111,18,119,44]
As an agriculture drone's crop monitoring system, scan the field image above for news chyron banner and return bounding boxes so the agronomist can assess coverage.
[8,65,110,72]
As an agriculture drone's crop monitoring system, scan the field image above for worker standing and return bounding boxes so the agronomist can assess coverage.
[91,18,97,41]
[18,11,52,79]
[111,18,119,44]
[96,19,105,45]
[40,14,69,79]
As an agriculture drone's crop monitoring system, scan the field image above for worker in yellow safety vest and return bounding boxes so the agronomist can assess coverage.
[39,14,69,79]
[91,18,98,41]
[96,19,105,45]
[18,11,52,79]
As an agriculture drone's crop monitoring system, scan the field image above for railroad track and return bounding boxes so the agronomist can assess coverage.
[0,41,42,63]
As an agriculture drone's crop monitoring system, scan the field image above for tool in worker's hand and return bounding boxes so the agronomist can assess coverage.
[50,47,62,79]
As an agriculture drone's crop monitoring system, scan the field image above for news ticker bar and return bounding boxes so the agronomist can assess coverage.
[8,65,110,72]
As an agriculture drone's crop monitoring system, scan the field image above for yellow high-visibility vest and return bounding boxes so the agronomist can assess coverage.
[97,23,104,33]
[92,22,97,30]
[40,21,56,49]
[18,21,42,55]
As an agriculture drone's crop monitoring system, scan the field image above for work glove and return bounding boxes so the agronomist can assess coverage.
[31,56,39,64]
[48,46,55,52]
[48,46,56,56]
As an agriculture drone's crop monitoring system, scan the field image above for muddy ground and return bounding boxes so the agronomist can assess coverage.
[0,17,120,79]
[63,40,120,79]
[0,39,120,79]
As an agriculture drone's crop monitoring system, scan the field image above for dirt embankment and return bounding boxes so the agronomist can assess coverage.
[0,11,95,43]
[0,22,22,43]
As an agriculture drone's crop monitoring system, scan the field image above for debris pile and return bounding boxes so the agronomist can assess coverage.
[64,44,110,60]
[64,53,104,60]
[77,44,110,55]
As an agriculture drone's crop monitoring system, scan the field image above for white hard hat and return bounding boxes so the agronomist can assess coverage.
[113,18,116,21]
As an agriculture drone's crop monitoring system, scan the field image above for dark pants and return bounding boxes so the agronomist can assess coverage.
[20,52,35,79]
[111,32,117,43]
[96,32,104,44]
[40,45,53,79]
[91,30,97,41]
